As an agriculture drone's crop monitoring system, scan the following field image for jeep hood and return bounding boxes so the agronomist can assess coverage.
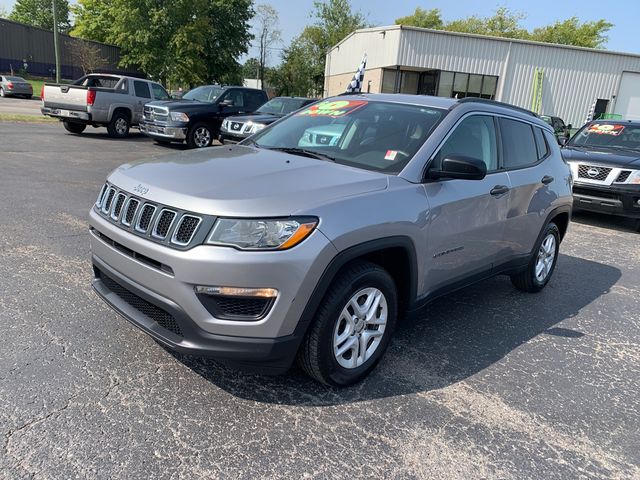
[108,145,388,216]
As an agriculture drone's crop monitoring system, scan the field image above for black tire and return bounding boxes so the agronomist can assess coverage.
[634,219,640,233]
[0,87,4,97]
[510,222,560,293]
[25,95,32,100]
[297,260,398,386]
[107,111,130,138]
[186,122,214,148]
[62,121,86,134]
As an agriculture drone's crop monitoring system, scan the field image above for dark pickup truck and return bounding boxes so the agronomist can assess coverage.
[563,120,640,230]
[140,85,268,148]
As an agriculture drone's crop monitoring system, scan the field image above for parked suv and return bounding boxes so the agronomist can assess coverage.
[140,85,268,148]
[89,95,572,386]
[563,120,640,230]
[219,96,315,143]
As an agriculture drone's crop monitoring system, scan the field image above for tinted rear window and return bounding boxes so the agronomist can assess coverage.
[499,118,538,168]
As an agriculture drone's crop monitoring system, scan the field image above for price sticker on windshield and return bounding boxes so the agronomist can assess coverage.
[297,100,368,117]
[588,124,625,136]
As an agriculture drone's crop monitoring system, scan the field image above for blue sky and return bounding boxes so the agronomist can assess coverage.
[2,0,636,63]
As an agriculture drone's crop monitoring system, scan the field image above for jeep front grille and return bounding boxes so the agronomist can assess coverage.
[172,215,201,246]
[122,198,139,226]
[136,204,156,233]
[152,209,176,239]
[93,183,207,249]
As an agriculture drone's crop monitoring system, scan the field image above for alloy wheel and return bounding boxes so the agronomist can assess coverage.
[194,127,211,147]
[535,233,556,282]
[332,287,388,369]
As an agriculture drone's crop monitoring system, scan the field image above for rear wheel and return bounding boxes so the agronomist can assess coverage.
[510,222,560,292]
[63,121,86,134]
[187,123,213,148]
[298,261,398,386]
[0,87,5,97]
[107,111,130,138]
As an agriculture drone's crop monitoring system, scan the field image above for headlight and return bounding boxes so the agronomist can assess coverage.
[243,122,266,134]
[221,119,230,130]
[170,111,189,122]
[627,170,640,185]
[206,217,318,250]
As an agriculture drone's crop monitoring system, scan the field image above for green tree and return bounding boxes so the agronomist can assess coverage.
[271,0,367,96]
[530,17,613,48]
[9,0,71,32]
[242,58,261,79]
[70,0,114,43]
[71,0,254,86]
[444,7,528,39]
[395,8,443,29]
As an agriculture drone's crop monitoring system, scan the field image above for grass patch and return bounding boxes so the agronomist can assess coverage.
[0,113,58,123]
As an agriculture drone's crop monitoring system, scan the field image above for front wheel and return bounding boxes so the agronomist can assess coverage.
[187,123,214,148]
[510,222,560,292]
[298,261,398,386]
[63,121,86,134]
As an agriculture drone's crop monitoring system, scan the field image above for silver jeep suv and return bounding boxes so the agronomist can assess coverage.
[90,94,572,386]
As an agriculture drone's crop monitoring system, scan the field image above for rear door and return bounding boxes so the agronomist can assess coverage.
[423,114,511,291]
[133,80,152,123]
[498,117,555,261]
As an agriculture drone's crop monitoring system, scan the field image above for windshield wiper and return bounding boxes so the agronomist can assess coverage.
[265,147,336,162]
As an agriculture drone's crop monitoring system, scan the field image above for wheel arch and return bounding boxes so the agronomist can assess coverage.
[294,236,418,338]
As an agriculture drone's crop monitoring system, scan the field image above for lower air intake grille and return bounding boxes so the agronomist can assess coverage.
[214,296,270,318]
[99,271,182,336]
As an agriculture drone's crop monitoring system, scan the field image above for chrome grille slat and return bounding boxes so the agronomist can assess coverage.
[101,188,116,214]
[121,198,140,226]
[135,204,157,233]
[96,183,108,207]
[152,209,177,239]
[110,193,127,220]
[171,215,202,246]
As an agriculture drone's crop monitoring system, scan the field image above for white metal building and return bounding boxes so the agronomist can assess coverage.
[324,25,640,126]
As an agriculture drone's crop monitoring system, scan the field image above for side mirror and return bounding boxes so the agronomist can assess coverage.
[219,99,234,108]
[428,155,487,181]
[557,136,568,146]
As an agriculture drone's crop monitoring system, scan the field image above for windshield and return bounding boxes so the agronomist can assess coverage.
[569,123,640,150]
[257,98,312,115]
[246,99,445,174]
[183,86,224,103]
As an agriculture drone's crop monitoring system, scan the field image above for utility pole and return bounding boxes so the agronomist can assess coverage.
[52,0,61,83]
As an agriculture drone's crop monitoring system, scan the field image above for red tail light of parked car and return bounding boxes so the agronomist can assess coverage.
[87,90,96,106]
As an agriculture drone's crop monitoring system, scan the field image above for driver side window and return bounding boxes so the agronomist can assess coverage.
[434,115,498,171]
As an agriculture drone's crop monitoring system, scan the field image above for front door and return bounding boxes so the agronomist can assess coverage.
[423,114,510,293]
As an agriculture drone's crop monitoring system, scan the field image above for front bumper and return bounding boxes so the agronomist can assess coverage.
[219,132,247,144]
[88,208,337,370]
[573,182,640,218]
[140,122,187,141]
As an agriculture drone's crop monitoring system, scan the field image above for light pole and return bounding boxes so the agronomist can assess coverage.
[52,0,61,83]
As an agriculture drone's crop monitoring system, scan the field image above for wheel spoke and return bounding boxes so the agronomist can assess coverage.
[364,291,382,322]
[335,336,357,358]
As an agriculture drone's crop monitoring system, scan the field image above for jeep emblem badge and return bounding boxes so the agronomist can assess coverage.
[134,184,149,195]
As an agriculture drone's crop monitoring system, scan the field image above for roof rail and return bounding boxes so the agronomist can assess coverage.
[455,97,539,118]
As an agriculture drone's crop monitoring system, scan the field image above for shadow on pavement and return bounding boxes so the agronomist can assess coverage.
[172,253,620,406]
[571,210,638,234]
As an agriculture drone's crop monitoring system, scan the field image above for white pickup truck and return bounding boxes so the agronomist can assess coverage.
[41,74,170,138]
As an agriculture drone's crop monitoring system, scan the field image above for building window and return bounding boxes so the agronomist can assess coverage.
[381,68,498,99]
[381,69,397,93]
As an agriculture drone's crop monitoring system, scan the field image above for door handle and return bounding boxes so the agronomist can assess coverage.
[541,175,554,185]
[490,185,510,196]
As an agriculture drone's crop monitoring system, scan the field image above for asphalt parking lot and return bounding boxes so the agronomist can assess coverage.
[1,121,639,479]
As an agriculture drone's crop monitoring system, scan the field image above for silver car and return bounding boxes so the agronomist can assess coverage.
[89,94,573,386]
[0,75,33,98]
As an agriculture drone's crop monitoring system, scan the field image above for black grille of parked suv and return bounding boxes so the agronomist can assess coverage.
[94,182,206,249]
